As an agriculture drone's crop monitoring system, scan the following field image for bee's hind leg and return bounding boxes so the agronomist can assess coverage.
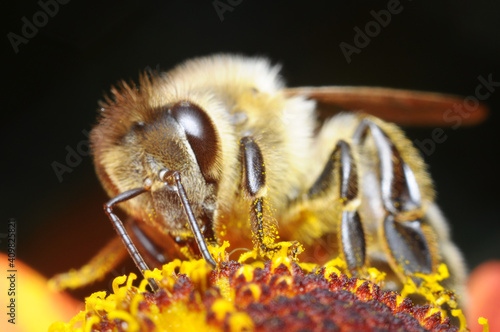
[353,118,434,278]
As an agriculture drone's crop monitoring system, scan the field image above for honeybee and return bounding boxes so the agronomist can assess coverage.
[51,54,487,299]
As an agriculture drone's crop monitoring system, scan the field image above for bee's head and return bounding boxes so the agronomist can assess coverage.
[92,88,222,233]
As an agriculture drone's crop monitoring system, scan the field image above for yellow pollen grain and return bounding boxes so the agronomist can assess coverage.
[86,291,116,313]
[245,283,262,300]
[401,278,417,298]
[271,253,291,271]
[83,315,100,332]
[112,275,127,294]
[451,309,467,331]
[297,262,319,273]
[130,293,144,317]
[276,276,293,288]
[323,257,347,279]
[48,321,71,332]
[144,268,163,285]
[228,312,254,332]
[212,298,236,321]
[69,311,85,328]
[178,259,211,291]
[395,294,405,308]
[162,259,182,277]
[126,273,137,288]
[354,279,365,291]
[107,310,139,332]
[324,265,341,279]
[237,265,255,282]
[367,267,386,284]
[479,317,489,332]
[138,278,150,292]
[424,307,443,320]
[215,275,232,300]
[209,241,231,263]
[238,249,259,263]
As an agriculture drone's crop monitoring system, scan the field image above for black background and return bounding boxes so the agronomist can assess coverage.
[2,0,500,297]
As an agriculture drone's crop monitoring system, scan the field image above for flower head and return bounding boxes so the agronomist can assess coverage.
[49,241,479,332]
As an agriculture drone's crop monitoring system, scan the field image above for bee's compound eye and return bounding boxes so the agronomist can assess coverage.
[170,101,220,183]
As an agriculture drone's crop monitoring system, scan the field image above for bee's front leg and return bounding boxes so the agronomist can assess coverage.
[239,137,285,256]
[49,236,127,290]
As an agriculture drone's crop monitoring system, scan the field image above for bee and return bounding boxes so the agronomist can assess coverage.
[51,54,487,298]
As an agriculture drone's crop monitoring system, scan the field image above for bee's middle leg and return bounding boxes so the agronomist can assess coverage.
[305,140,367,271]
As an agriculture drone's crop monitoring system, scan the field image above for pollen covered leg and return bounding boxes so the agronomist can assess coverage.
[239,136,282,256]
[353,118,434,278]
[306,140,366,272]
[48,236,127,290]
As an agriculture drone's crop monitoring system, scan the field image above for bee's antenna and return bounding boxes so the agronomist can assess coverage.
[104,188,160,292]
